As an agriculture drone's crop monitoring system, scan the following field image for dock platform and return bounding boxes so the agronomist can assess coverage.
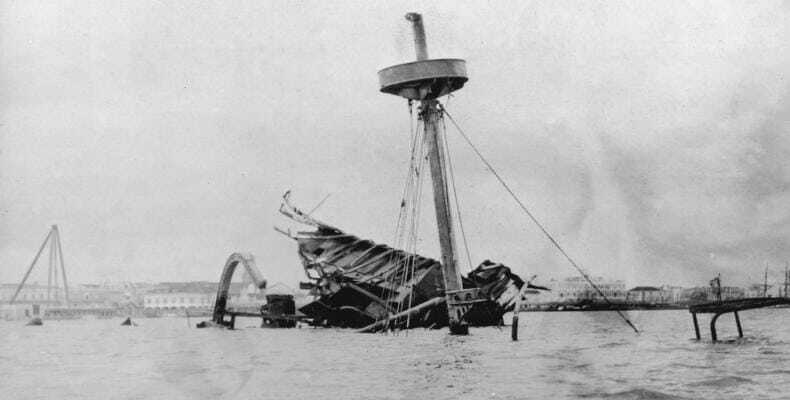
[688,297,790,341]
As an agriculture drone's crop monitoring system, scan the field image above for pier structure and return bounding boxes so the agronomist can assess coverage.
[689,297,790,341]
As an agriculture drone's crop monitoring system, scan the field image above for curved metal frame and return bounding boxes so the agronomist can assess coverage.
[211,253,267,326]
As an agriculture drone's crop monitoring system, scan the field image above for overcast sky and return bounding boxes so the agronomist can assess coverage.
[2,1,789,289]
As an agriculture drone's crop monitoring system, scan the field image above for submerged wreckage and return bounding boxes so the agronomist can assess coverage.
[204,13,646,338]
[270,13,545,335]
[208,13,548,334]
[278,194,528,332]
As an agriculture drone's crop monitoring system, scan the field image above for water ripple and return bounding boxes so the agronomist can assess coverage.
[1,309,788,399]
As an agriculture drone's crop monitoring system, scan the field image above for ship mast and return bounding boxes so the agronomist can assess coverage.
[378,13,471,334]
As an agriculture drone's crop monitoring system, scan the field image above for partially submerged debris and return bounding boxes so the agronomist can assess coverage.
[277,192,532,331]
[260,294,298,328]
[201,252,305,329]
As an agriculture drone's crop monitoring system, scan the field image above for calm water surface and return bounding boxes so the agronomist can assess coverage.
[2,309,789,399]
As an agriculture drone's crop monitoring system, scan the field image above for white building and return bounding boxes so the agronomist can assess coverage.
[144,292,215,309]
[542,276,627,304]
[143,282,217,310]
[626,286,666,304]
[142,281,264,311]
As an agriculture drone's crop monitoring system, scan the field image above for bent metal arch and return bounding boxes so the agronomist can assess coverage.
[212,253,267,325]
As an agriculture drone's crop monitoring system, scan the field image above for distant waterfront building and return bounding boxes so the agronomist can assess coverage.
[142,281,264,312]
[680,286,745,303]
[0,282,127,320]
[626,286,666,305]
[545,276,627,304]
[144,292,214,309]
[143,282,217,311]
[0,283,58,320]
[660,285,685,304]
[0,283,54,304]
[744,283,772,298]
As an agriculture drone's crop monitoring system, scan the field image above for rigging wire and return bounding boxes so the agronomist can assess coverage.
[439,104,640,335]
[381,99,428,333]
[404,140,426,329]
[402,102,429,329]
[379,102,415,332]
[439,110,474,271]
[307,193,332,216]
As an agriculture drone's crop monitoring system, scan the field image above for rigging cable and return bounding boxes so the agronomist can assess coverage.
[439,110,474,271]
[402,102,429,329]
[380,100,416,332]
[404,137,427,329]
[439,103,640,334]
[382,99,428,332]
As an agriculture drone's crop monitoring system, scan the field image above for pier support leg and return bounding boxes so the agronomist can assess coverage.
[734,311,743,338]
[710,314,720,342]
[511,314,519,341]
[692,313,700,340]
[512,286,525,341]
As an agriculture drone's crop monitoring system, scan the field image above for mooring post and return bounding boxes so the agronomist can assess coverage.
[692,312,700,340]
[511,290,521,341]
[734,311,743,338]
[511,313,519,341]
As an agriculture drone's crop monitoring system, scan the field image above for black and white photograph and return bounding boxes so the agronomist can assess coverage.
[1,1,789,399]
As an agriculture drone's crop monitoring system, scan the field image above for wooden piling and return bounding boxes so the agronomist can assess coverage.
[689,297,790,341]
[511,285,525,341]
[511,314,519,341]
[691,313,700,340]
[734,311,743,338]
[710,314,719,342]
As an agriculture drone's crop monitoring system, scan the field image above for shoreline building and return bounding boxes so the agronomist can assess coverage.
[0,282,127,320]
[626,286,667,305]
[143,282,218,313]
[745,283,773,298]
[0,283,59,320]
[142,280,264,315]
[527,276,627,308]
[680,286,745,303]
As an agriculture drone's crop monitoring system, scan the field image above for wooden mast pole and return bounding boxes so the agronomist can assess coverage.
[763,263,768,297]
[407,13,468,335]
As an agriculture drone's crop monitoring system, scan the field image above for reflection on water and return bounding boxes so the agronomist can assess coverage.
[1,309,788,399]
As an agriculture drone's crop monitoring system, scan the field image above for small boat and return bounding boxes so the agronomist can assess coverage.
[26,317,43,326]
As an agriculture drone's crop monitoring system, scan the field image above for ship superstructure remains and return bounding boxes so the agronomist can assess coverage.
[277,193,527,331]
